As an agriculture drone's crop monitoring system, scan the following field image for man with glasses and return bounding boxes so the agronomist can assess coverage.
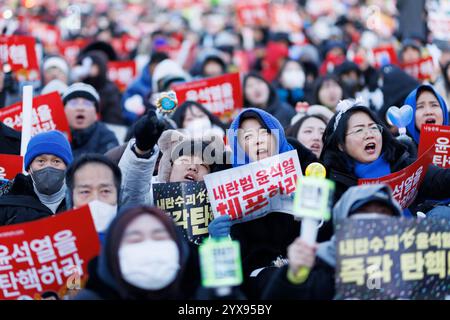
[63,82,119,158]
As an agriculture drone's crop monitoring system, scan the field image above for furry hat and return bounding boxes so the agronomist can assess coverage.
[157,130,227,183]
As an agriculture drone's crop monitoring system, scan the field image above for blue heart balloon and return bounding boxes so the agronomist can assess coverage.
[161,97,176,111]
[387,105,413,128]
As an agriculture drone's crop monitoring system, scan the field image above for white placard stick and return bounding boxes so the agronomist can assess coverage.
[20,85,33,173]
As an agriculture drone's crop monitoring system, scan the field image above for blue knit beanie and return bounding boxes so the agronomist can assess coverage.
[24,131,73,170]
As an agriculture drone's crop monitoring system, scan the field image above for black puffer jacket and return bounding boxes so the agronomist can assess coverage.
[71,122,119,159]
[0,174,66,225]
[0,122,21,155]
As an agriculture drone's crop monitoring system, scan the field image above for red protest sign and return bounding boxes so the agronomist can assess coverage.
[0,154,23,180]
[0,92,71,141]
[204,150,302,224]
[0,35,40,81]
[372,44,398,68]
[401,56,435,81]
[58,39,89,67]
[358,151,434,209]
[270,3,303,33]
[111,34,139,58]
[108,60,137,92]
[418,124,450,168]
[28,20,61,49]
[172,72,243,123]
[236,0,270,27]
[155,0,205,10]
[0,205,100,300]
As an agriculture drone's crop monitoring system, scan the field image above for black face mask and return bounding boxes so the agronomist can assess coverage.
[30,167,66,195]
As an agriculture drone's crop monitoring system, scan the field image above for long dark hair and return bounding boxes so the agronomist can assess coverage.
[312,75,347,107]
[171,100,227,130]
[286,114,328,140]
[321,105,405,173]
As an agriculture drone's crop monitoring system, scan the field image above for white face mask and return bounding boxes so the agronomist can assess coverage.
[88,200,117,233]
[281,69,305,89]
[119,239,180,290]
[350,212,392,219]
[185,117,212,136]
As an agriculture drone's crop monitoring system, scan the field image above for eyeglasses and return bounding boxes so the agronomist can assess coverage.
[346,124,383,138]
[65,99,96,109]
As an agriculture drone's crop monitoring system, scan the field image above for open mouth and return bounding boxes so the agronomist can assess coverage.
[75,114,85,121]
[184,173,196,181]
[425,118,436,124]
[310,143,321,151]
[364,142,376,153]
[256,149,268,158]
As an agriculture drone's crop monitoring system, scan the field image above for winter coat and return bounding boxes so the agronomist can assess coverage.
[0,174,66,225]
[0,122,21,155]
[71,122,119,159]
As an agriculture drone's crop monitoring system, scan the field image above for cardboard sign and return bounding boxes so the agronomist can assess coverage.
[199,238,243,288]
[358,151,433,209]
[372,45,399,68]
[0,206,100,300]
[204,150,302,224]
[0,92,71,141]
[293,177,335,221]
[401,56,434,81]
[107,60,137,92]
[153,181,213,245]
[58,39,89,66]
[0,35,40,81]
[236,0,270,27]
[335,218,450,300]
[172,72,243,123]
[0,154,23,180]
[418,124,450,168]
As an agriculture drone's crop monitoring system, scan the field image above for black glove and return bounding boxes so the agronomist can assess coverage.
[134,110,165,152]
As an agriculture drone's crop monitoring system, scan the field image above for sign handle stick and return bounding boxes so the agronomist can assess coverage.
[20,85,33,173]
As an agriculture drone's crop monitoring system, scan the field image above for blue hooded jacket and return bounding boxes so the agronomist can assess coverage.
[228,108,294,168]
[405,84,449,145]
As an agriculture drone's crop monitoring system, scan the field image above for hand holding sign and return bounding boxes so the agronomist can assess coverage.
[387,105,413,135]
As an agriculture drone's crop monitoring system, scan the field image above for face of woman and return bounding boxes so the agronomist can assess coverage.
[415,90,443,131]
[238,118,277,161]
[245,77,270,107]
[343,111,383,163]
[182,105,210,129]
[297,117,326,158]
[318,79,343,111]
[121,215,171,246]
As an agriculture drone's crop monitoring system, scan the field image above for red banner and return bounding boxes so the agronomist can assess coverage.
[0,92,71,141]
[418,124,450,168]
[236,0,270,27]
[172,72,243,123]
[401,56,434,81]
[0,154,23,180]
[0,35,40,81]
[28,20,61,50]
[0,206,100,300]
[107,60,137,92]
[358,151,434,209]
[372,45,399,68]
[58,39,89,67]
[270,3,303,33]
[111,34,139,58]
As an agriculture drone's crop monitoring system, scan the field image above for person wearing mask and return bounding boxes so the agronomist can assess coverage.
[261,184,402,300]
[208,108,320,299]
[243,72,295,127]
[65,154,122,243]
[286,114,328,158]
[0,131,73,225]
[275,59,307,109]
[62,82,119,158]
[73,205,193,300]
[321,98,450,217]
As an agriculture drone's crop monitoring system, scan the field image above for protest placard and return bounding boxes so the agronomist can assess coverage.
[172,72,243,123]
[401,56,434,81]
[153,181,213,245]
[335,217,450,299]
[358,151,433,209]
[108,60,137,92]
[0,92,71,141]
[418,124,450,168]
[0,35,40,81]
[236,0,271,27]
[0,154,23,180]
[0,206,100,300]
[204,150,302,224]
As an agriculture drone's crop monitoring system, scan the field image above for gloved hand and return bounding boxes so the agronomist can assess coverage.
[208,215,232,238]
[134,109,166,152]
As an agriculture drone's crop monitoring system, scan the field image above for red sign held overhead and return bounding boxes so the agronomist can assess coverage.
[358,150,434,209]
[372,45,399,68]
[401,56,435,81]
[172,73,243,123]
[108,61,137,92]
[0,154,23,180]
[236,0,271,27]
[418,124,450,168]
[58,39,89,67]
[0,92,71,142]
[0,205,100,300]
[0,35,40,81]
